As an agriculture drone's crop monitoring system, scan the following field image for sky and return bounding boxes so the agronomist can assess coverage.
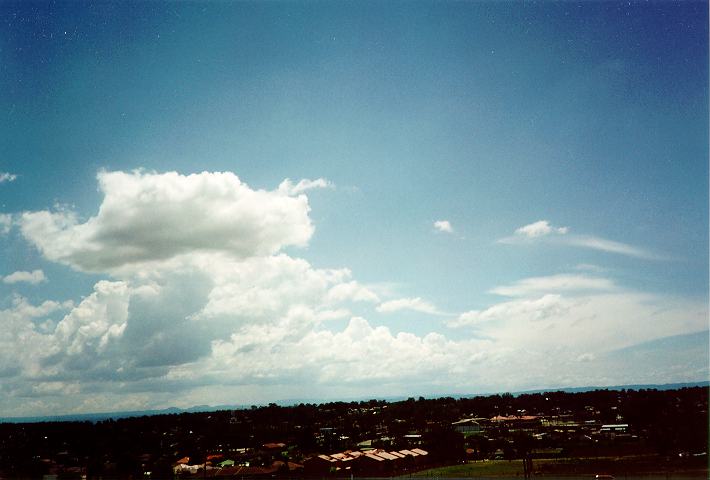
[0,1,707,417]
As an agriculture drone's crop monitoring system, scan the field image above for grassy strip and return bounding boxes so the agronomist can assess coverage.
[405,456,709,477]
[407,461,523,477]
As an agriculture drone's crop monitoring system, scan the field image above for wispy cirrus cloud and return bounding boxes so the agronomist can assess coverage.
[499,220,662,260]
[563,235,663,260]
[450,272,707,354]
[489,273,616,297]
[575,263,606,272]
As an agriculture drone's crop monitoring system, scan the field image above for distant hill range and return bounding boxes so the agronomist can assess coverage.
[0,404,249,424]
[508,380,709,396]
[2,380,707,424]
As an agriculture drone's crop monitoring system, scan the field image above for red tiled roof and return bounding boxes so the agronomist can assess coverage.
[314,448,424,466]
[375,452,398,460]
[399,449,418,457]
[491,415,539,422]
[363,453,385,462]
[262,442,286,449]
[272,460,303,470]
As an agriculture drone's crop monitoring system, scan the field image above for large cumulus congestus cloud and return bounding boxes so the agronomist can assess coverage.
[12,171,463,401]
[19,170,316,273]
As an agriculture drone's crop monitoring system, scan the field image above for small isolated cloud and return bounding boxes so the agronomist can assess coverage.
[433,220,454,234]
[515,220,568,238]
[500,220,661,260]
[278,178,333,195]
[0,172,17,183]
[376,297,440,315]
[0,214,12,235]
[3,269,47,285]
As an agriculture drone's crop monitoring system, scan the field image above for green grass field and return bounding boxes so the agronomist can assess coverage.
[406,460,524,477]
[404,455,709,478]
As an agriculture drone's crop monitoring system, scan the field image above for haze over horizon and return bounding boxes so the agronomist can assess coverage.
[0,1,707,417]
[3,380,709,422]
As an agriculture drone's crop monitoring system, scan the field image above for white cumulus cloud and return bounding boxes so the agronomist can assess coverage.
[376,297,440,315]
[278,177,333,195]
[325,281,380,304]
[515,220,568,237]
[0,214,12,235]
[449,294,569,328]
[0,172,17,183]
[3,269,47,285]
[10,295,73,319]
[0,170,703,416]
[186,316,489,388]
[433,220,454,233]
[576,353,596,362]
[19,170,317,273]
[53,281,130,357]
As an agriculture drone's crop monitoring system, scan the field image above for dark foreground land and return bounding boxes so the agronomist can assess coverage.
[0,386,706,479]
[409,454,708,477]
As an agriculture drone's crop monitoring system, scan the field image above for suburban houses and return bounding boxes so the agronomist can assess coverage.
[0,387,706,479]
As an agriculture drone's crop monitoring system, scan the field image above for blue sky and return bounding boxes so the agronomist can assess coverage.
[0,1,707,416]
